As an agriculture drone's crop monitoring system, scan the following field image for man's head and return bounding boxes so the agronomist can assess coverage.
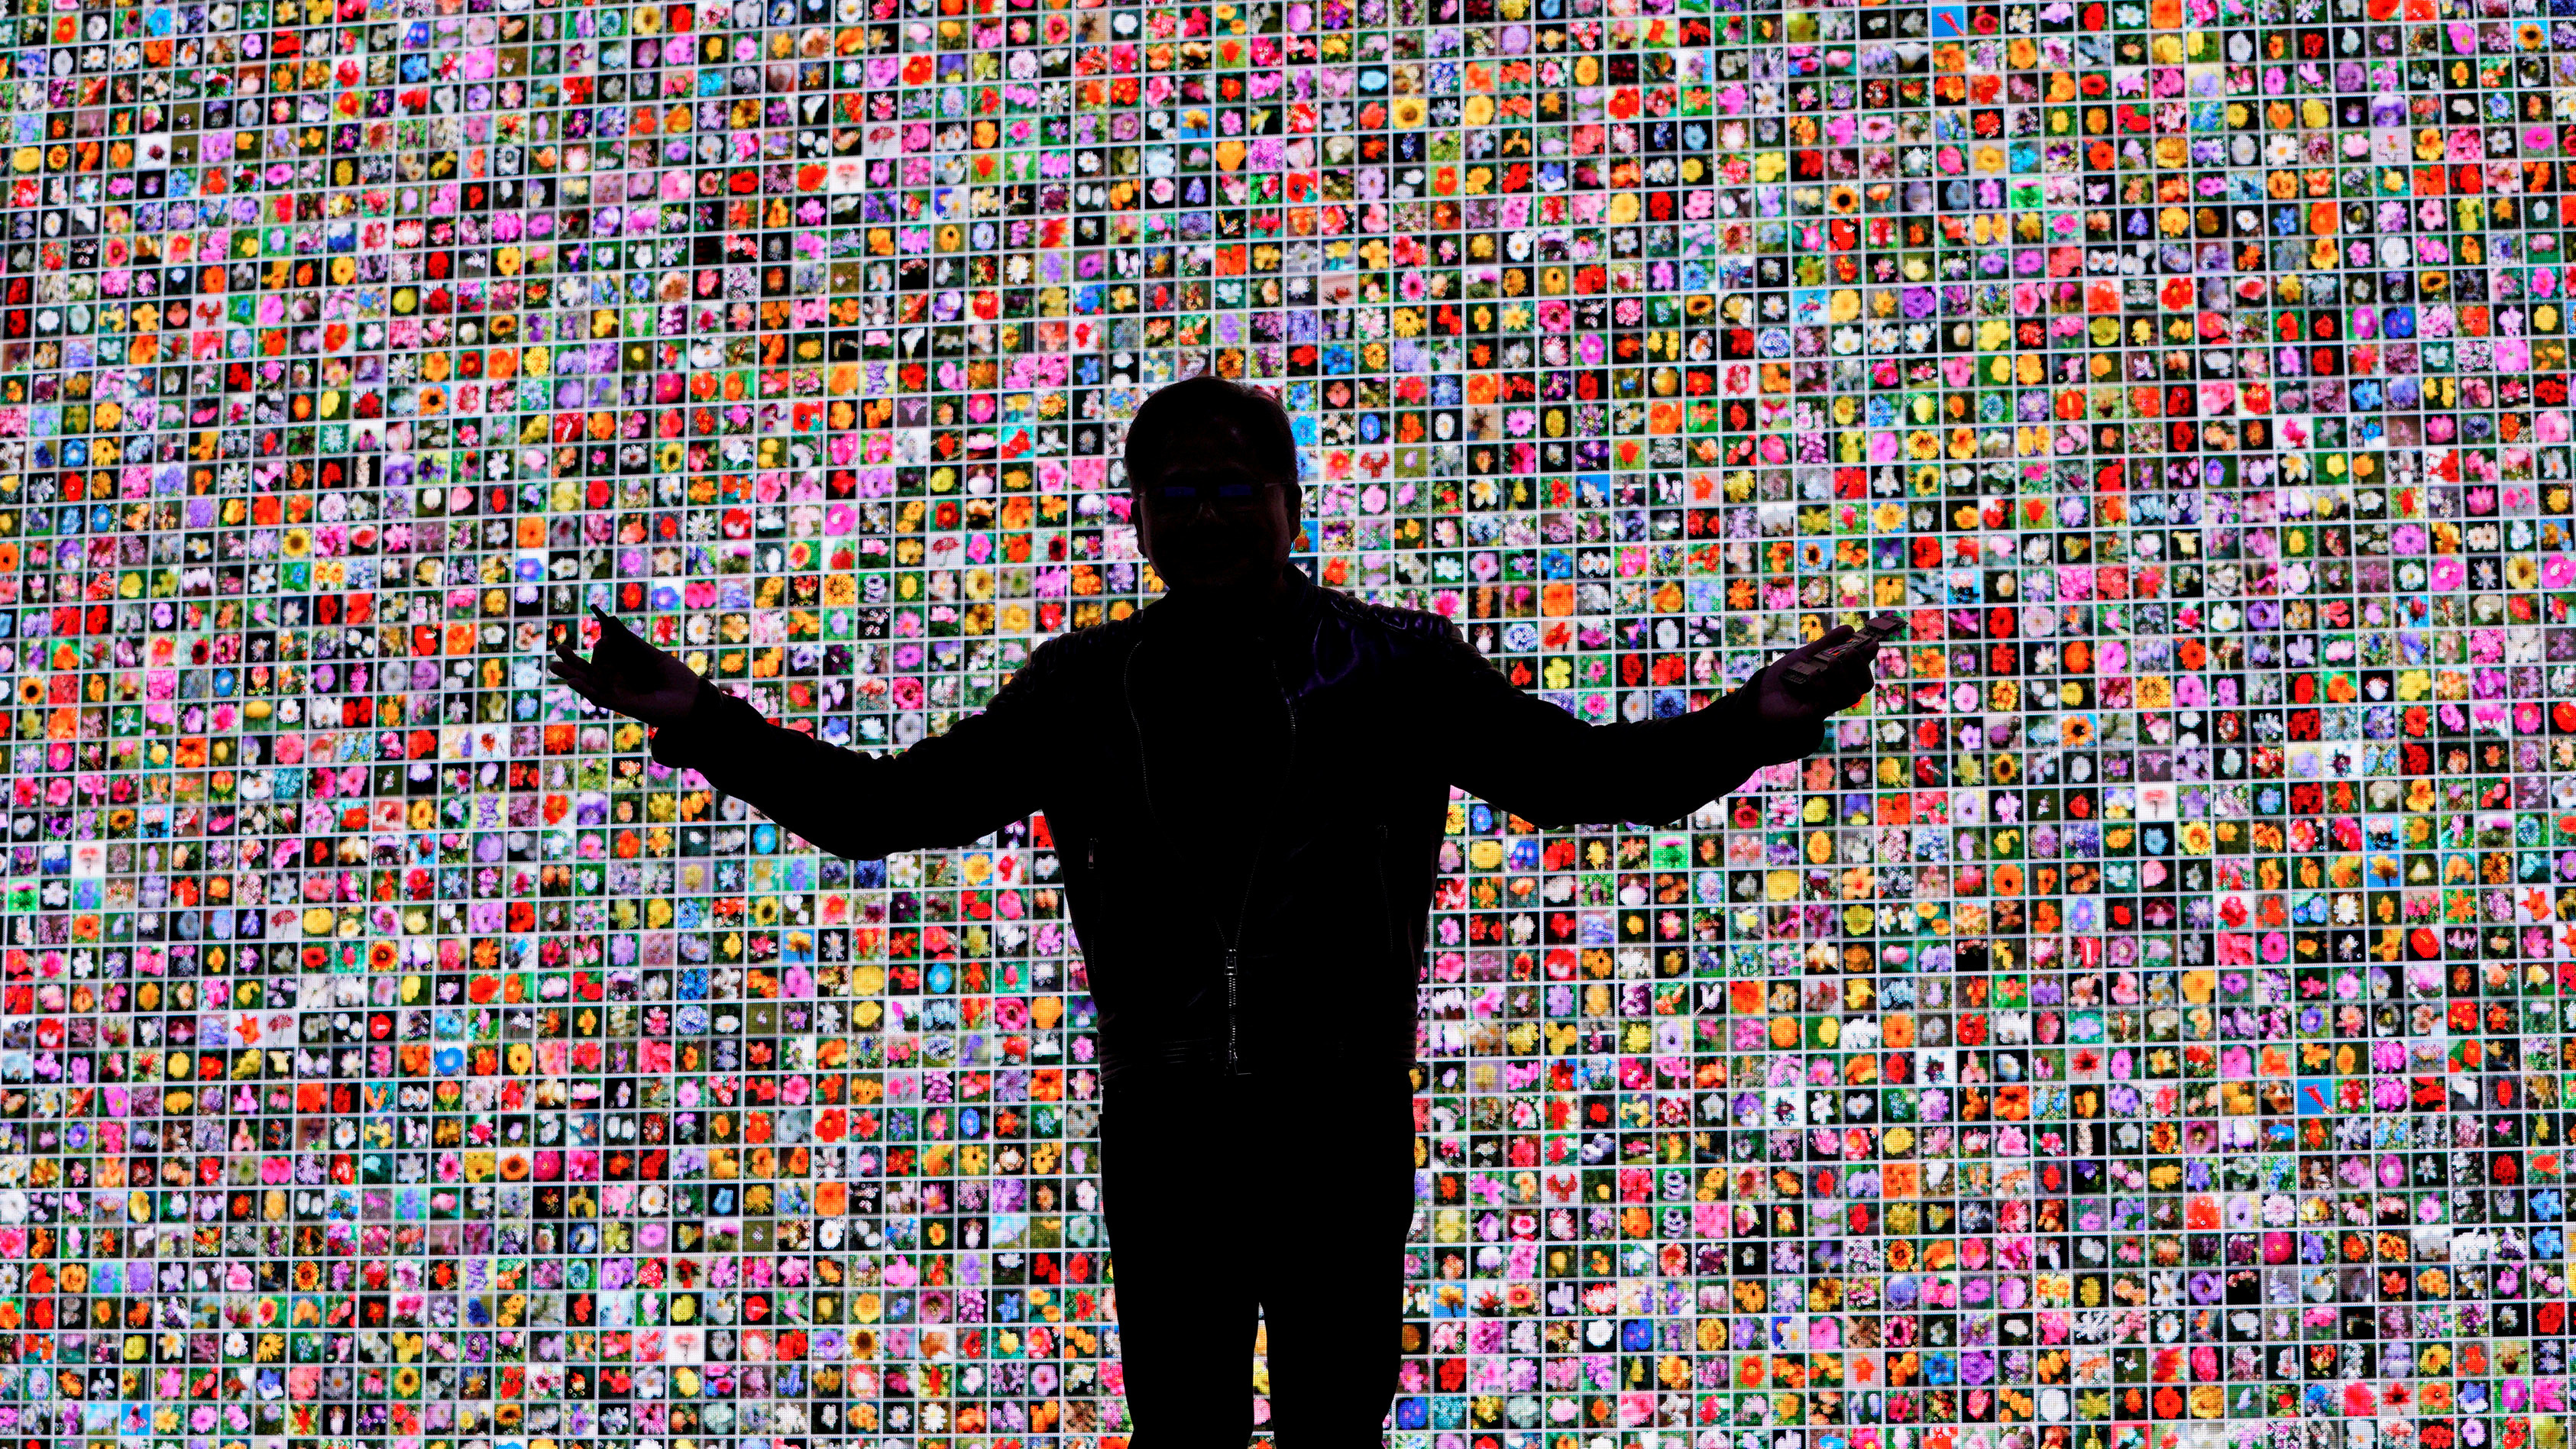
[1123,376,1302,599]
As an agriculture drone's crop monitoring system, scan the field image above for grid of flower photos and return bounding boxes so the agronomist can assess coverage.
[0,0,2573,1443]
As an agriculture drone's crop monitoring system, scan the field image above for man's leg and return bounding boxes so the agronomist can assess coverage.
[1102,1077,1264,1447]
[1251,1066,1419,1447]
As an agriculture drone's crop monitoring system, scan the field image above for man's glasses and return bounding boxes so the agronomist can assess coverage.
[1140,479,1280,512]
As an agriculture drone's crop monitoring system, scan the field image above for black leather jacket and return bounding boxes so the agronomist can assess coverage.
[647,563,1817,1084]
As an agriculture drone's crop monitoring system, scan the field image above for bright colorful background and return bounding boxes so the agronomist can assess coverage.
[0,0,2570,1445]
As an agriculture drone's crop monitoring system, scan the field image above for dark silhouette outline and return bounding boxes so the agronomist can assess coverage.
[551,375,1885,1447]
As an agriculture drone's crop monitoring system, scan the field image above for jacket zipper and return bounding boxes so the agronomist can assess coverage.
[1121,639,1300,1075]
[1242,655,1297,1075]
[1223,946,1241,1074]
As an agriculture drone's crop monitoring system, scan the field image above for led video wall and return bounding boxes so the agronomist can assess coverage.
[0,0,2571,1444]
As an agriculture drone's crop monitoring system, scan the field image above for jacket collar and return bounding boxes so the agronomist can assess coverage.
[1138,561,1320,641]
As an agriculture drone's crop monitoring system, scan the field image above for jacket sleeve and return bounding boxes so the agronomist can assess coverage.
[644,639,1064,860]
[1425,621,1816,830]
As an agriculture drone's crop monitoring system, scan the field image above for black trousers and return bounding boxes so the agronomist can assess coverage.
[1099,1063,1419,1447]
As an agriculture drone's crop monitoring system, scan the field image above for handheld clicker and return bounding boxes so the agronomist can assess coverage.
[1780,611,1905,697]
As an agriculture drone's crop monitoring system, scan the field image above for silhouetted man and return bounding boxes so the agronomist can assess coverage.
[552,375,1881,1447]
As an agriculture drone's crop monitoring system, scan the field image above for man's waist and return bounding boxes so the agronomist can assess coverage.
[1097,1024,1417,1084]
[1099,1035,1244,1082]
[1086,936,1413,972]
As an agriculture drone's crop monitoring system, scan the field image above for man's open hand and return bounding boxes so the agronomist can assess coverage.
[549,606,704,727]
[1751,623,1884,737]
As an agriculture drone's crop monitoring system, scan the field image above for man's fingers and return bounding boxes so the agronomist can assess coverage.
[547,659,610,707]
[545,661,591,697]
[591,606,641,648]
[1806,642,1881,712]
[589,613,667,684]
[1826,647,1881,687]
[1837,650,1881,700]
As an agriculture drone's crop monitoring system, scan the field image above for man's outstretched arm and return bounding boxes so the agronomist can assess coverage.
[552,608,1050,859]
[1429,620,1881,830]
